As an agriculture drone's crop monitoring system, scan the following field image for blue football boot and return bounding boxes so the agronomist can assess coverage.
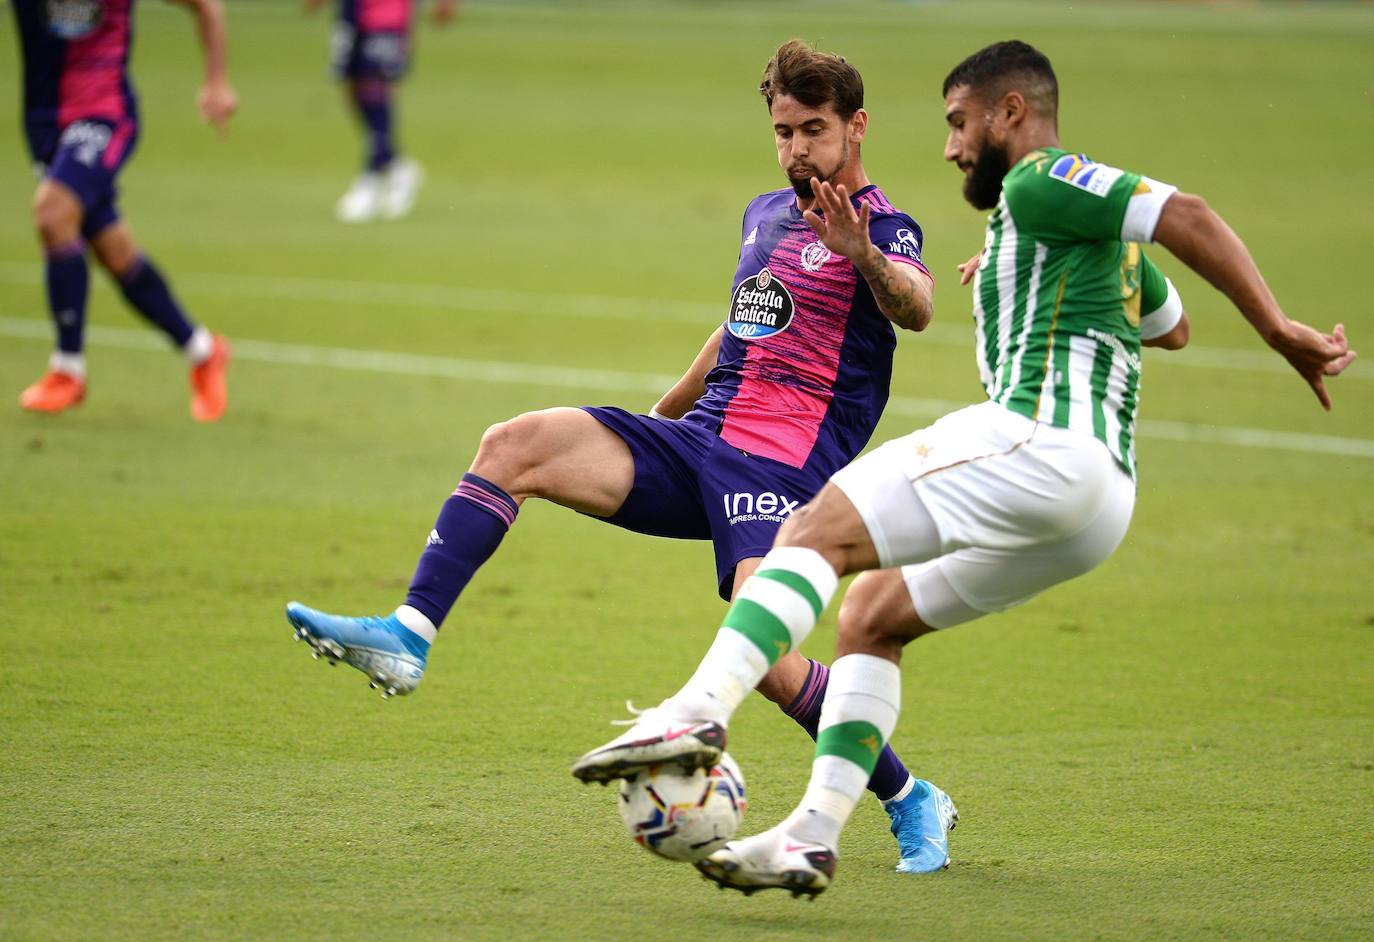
[884,779,959,873]
[285,601,429,700]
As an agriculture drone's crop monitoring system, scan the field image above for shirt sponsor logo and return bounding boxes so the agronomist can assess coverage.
[885,227,923,261]
[727,267,794,340]
[59,121,112,167]
[1049,153,1123,198]
[800,241,831,272]
[723,491,800,525]
[45,0,103,40]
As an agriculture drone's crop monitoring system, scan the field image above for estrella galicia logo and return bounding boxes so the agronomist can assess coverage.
[727,267,795,340]
[45,0,104,40]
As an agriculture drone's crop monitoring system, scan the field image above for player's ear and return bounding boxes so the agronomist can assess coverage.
[849,108,869,143]
[998,91,1027,129]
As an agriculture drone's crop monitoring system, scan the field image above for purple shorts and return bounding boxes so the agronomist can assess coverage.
[582,407,830,600]
[37,117,138,238]
[331,25,411,80]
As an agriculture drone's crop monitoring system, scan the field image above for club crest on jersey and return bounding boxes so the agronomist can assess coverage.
[727,267,795,340]
[1049,154,1124,198]
[45,0,104,40]
[800,241,832,272]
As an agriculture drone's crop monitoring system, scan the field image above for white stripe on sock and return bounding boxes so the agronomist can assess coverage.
[735,574,819,651]
[759,546,839,603]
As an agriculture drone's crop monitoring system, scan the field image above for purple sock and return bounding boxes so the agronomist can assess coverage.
[118,256,196,347]
[782,658,913,801]
[403,473,518,628]
[352,79,396,172]
[45,239,89,354]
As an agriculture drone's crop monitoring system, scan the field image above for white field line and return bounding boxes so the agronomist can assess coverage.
[3,316,1372,461]
[0,262,1366,381]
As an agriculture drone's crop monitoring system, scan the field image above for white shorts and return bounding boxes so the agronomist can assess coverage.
[830,401,1136,629]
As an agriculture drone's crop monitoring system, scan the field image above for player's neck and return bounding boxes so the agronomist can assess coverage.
[1006,126,1060,167]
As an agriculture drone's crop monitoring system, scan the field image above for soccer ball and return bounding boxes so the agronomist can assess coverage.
[617,753,747,862]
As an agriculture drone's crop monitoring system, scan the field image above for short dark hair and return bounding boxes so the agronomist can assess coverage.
[942,40,1058,118]
[760,39,864,119]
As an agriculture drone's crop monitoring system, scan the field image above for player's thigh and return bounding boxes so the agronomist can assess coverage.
[474,407,635,514]
[31,178,83,243]
[828,438,944,570]
[904,467,1135,627]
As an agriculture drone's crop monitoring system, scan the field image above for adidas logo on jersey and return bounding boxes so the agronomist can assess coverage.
[743,226,758,246]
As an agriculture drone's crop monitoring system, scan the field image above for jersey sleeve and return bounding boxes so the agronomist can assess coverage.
[1138,251,1184,340]
[867,212,930,276]
[1007,153,1177,245]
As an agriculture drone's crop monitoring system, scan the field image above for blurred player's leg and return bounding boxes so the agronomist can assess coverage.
[337,78,391,222]
[20,181,89,413]
[89,221,230,422]
[288,408,636,698]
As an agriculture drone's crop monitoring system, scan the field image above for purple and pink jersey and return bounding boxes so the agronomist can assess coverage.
[340,0,411,33]
[12,0,139,165]
[685,185,929,473]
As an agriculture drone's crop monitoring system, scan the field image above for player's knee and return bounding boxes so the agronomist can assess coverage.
[32,185,81,247]
[472,412,553,490]
[774,500,850,572]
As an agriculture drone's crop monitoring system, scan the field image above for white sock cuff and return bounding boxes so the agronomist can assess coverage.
[758,546,839,606]
[393,605,438,643]
[818,654,901,739]
[49,350,86,379]
[183,326,214,365]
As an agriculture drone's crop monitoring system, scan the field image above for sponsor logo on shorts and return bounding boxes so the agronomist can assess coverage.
[59,121,112,167]
[727,268,794,341]
[800,241,831,272]
[723,491,800,525]
[1048,154,1124,198]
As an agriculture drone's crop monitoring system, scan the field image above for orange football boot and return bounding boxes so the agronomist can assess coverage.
[190,333,230,423]
[19,369,86,414]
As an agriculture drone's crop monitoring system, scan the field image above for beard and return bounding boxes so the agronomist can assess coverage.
[787,141,849,198]
[963,140,1011,210]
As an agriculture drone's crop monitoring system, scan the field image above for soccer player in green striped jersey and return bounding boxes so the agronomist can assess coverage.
[574,39,1356,898]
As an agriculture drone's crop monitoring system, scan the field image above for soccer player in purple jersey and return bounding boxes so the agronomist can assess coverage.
[305,0,459,222]
[285,40,955,872]
[10,0,236,420]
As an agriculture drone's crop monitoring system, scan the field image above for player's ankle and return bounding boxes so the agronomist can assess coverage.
[393,604,437,643]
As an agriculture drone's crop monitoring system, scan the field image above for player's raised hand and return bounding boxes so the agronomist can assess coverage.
[198,78,238,137]
[1268,320,1356,410]
[802,180,873,263]
[957,251,981,285]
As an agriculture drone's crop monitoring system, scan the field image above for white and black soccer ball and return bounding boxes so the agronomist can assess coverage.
[617,753,747,862]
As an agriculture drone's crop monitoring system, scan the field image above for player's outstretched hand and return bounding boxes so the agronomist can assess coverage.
[198,79,238,137]
[1269,320,1356,410]
[957,251,981,286]
[802,180,872,264]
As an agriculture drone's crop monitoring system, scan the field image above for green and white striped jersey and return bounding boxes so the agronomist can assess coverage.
[972,147,1179,478]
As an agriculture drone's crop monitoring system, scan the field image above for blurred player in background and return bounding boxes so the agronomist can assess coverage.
[286,40,963,873]
[10,0,236,420]
[305,0,459,222]
[576,39,1355,897]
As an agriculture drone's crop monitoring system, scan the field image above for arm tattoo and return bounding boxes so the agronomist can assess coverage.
[857,246,931,331]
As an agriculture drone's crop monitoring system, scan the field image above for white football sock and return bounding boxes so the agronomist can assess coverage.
[393,605,437,643]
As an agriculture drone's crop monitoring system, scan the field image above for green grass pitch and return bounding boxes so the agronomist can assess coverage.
[2,2,1372,939]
